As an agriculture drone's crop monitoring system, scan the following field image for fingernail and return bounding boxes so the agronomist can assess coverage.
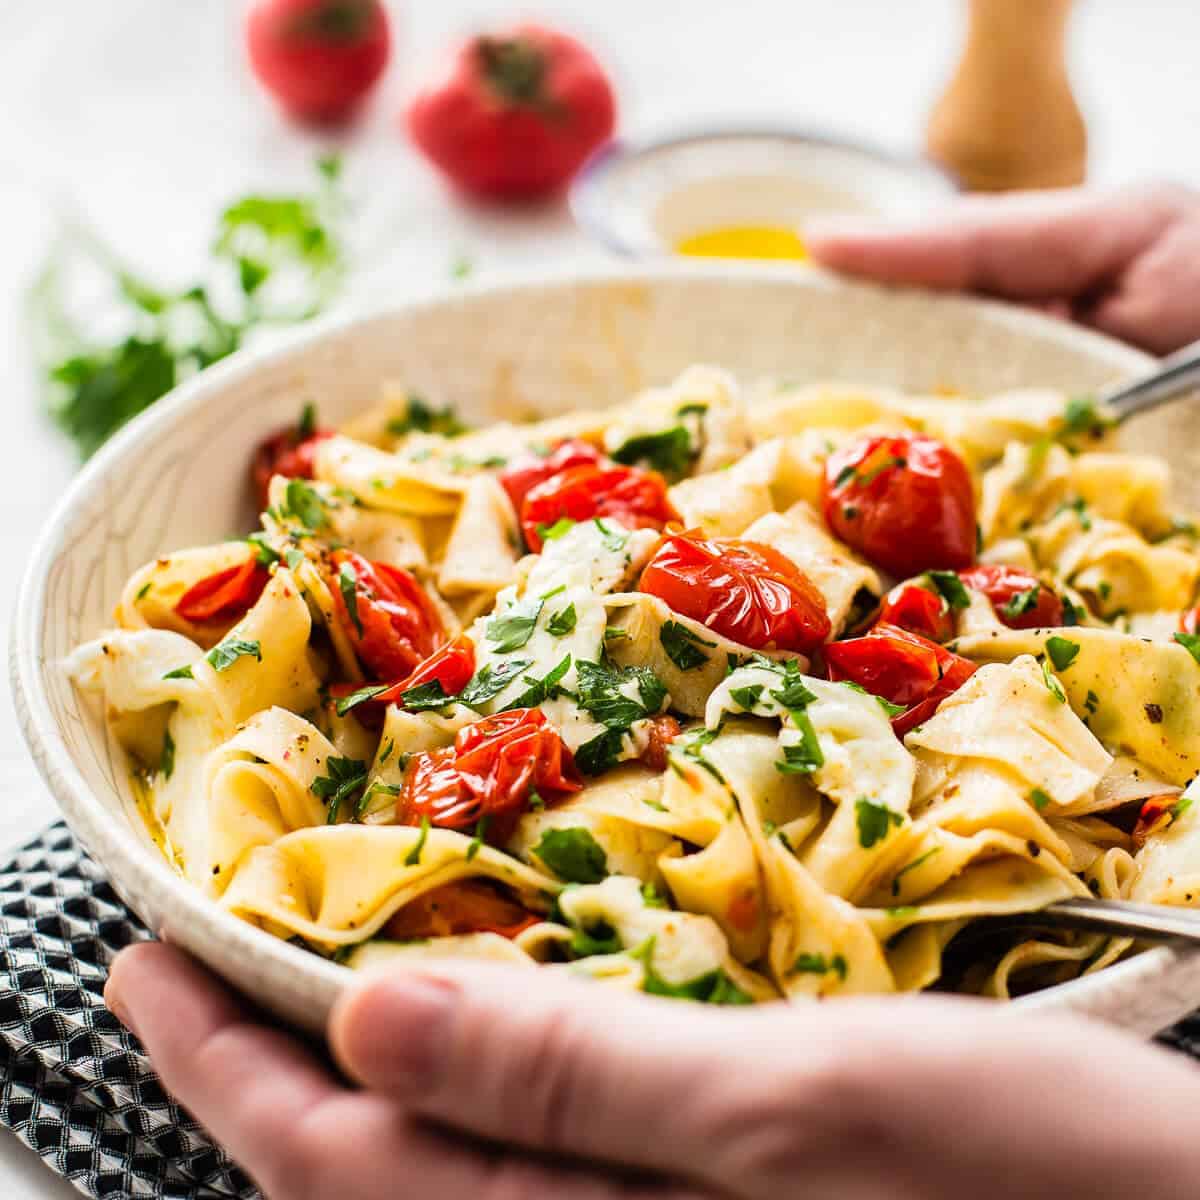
[103,977,139,1038]
[334,974,458,1094]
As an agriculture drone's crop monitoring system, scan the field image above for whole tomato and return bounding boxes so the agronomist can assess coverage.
[407,24,617,201]
[639,533,831,655]
[822,433,977,578]
[958,564,1064,629]
[824,622,976,737]
[520,464,679,552]
[384,880,541,941]
[498,438,604,515]
[175,558,270,624]
[246,0,391,124]
[876,581,955,643]
[330,550,444,680]
[399,708,581,843]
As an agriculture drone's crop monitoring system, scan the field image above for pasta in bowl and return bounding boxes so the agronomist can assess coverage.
[16,267,1200,1032]
[65,354,1200,1007]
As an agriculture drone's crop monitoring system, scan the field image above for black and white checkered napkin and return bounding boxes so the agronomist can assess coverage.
[2,820,1200,1200]
[0,822,256,1198]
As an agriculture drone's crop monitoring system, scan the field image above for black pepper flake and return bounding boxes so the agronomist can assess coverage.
[1026,840,1041,858]
[1145,703,1164,725]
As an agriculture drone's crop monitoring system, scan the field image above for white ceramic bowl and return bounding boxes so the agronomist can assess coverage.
[14,265,1200,1036]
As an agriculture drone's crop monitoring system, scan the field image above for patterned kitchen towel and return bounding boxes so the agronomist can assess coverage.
[2,820,1200,1199]
[0,822,256,1199]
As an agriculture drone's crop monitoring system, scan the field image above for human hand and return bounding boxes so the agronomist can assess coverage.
[805,184,1200,355]
[105,942,1200,1200]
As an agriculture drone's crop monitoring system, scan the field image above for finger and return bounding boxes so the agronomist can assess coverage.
[106,943,340,1195]
[805,184,1188,300]
[329,961,853,1189]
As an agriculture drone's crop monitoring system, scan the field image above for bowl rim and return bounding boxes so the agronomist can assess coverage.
[570,124,960,259]
[13,260,1178,1020]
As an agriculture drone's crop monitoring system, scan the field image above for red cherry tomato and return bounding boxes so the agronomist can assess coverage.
[824,623,977,737]
[1181,605,1200,636]
[876,582,955,642]
[639,533,831,655]
[399,708,581,843]
[822,434,977,578]
[638,714,681,772]
[498,439,604,515]
[958,564,1064,629]
[246,0,391,124]
[330,551,444,681]
[1132,794,1181,851]
[407,24,616,202]
[251,427,335,509]
[521,464,680,552]
[383,880,541,941]
[329,635,476,727]
[174,558,270,624]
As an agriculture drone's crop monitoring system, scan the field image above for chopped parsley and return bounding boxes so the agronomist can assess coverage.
[282,478,330,530]
[592,518,628,552]
[162,664,194,681]
[776,716,824,775]
[337,561,363,637]
[247,531,280,566]
[1084,690,1100,715]
[205,637,261,672]
[1030,788,1053,811]
[334,684,389,716]
[1045,636,1080,671]
[1174,632,1200,664]
[660,621,716,671]
[839,679,906,718]
[537,517,576,542]
[386,395,466,438]
[159,730,175,781]
[533,827,608,884]
[610,426,694,481]
[1040,657,1067,703]
[311,755,368,824]
[791,952,848,981]
[630,938,753,1006]
[855,797,903,848]
[284,547,306,572]
[1060,394,1113,439]
[1001,585,1041,620]
[546,604,578,637]
[890,847,941,895]
[404,816,431,865]
[135,581,153,601]
[486,598,543,653]
[575,659,667,731]
[399,680,454,712]
[1055,496,1093,531]
[458,659,534,709]
[729,683,764,711]
[507,654,572,710]
[669,725,725,784]
[465,817,489,862]
[925,570,970,611]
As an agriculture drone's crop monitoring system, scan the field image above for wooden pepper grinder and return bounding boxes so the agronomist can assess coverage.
[926,0,1087,191]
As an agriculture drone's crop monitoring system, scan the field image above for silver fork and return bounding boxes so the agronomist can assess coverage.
[1102,337,1200,422]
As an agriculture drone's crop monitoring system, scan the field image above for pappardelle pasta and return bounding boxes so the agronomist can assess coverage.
[69,368,1200,1003]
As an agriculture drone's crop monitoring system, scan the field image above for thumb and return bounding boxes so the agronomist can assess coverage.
[805,185,1184,300]
[328,962,827,1188]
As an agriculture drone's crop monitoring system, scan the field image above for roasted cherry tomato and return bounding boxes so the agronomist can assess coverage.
[383,879,541,941]
[639,533,831,654]
[521,464,680,552]
[876,581,955,642]
[246,0,391,124]
[822,433,977,578]
[1132,794,1182,851]
[824,622,977,738]
[251,425,335,509]
[958,564,1064,630]
[407,24,617,202]
[498,439,603,515]
[175,558,270,624]
[1182,605,1200,636]
[399,707,581,842]
[330,635,476,727]
[637,714,681,772]
[330,551,444,681]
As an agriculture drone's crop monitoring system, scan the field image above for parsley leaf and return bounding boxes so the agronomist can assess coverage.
[1175,632,1200,664]
[159,730,175,781]
[791,952,848,980]
[575,728,628,776]
[386,394,466,438]
[729,683,764,711]
[610,426,694,480]
[660,621,716,671]
[486,598,543,653]
[246,531,280,566]
[630,939,753,1005]
[1060,394,1113,439]
[533,827,609,884]
[162,664,194,681]
[839,679,906,718]
[283,479,330,530]
[311,755,368,824]
[399,680,454,712]
[546,604,578,637]
[1001,585,1041,620]
[1045,636,1080,671]
[334,684,389,716]
[1030,788,1052,811]
[205,637,261,672]
[855,797,903,848]
[1041,657,1067,703]
[537,517,576,542]
[337,561,362,637]
[507,654,572,710]
[575,660,667,729]
[458,659,534,708]
[405,816,431,865]
[925,570,970,611]
[776,714,824,775]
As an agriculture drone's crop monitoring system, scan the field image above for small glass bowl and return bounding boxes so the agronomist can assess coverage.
[570,126,958,260]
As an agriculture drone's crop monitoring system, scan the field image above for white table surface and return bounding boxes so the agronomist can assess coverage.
[1,1,1199,1194]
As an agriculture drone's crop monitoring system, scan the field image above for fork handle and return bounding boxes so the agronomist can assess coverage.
[1103,337,1200,422]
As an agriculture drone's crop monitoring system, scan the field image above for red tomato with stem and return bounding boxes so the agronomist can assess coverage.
[958,564,1064,629]
[822,434,977,578]
[407,25,616,202]
[330,551,444,681]
[175,559,270,624]
[521,464,680,552]
[824,623,977,737]
[251,427,335,509]
[384,880,540,941]
[246,0,391,124]
[639,533,831,655]
[498,439,603,515]
[399,708,581,843]
[876,581,955,642]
